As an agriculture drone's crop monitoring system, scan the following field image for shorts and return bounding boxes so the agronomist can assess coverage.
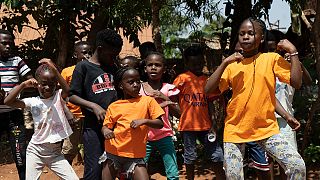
[181,131,224,164]
[100,152,146,178]
[245,142,270,171]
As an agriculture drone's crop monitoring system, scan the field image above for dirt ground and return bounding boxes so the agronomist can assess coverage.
[1,161,320,180]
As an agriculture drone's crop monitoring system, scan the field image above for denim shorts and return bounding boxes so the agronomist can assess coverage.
[181,131,224,164]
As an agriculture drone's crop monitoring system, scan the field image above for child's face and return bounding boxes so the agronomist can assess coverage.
[238,20,263,52]
[37,71,57,99]
[0,33,13,59]
[120,69,141,99]
[145,55,165,81]
[98,44,121,65]
[74,44,92,62]
[186,55,204,76]
[267,40,277,52]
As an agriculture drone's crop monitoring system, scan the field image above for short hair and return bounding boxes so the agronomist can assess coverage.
[74,41,90,50]
[145,51,166,65]
[96,29,123,50]
[139,42,156,59]
[268,30,285,44]
[0,29,13,37]
[35,64,55,81]
[184,45,203,62]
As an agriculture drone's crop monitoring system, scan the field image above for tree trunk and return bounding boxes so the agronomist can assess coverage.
[229,0,252,52]
[151,0,163,53]
[302,0,320,152]
[56,22,69,70]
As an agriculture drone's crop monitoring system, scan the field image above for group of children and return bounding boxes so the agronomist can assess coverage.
[0,17,308,180]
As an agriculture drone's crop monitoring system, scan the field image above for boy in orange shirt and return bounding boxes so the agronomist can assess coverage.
[61,41,92,165]
[173,46,225,180]
[100,68,164,180]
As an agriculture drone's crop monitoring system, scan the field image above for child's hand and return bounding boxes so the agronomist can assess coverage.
[285,115,300,131]
[92,103,106,122]
[159,100,177,108]
[223,52,244,65]
[150,91,169,101]
[102,127,115,140]
[39,58,58,71]
[277,39,297,53]
[130,119,146,129]
[22,78,38,88]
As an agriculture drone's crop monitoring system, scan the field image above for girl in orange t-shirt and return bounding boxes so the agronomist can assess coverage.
[205,18,305,179]
[100,68,164,180]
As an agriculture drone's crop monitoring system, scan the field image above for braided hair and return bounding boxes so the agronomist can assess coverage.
[114,67,138,99]
[35,64,56,81]
[246,17,268,53]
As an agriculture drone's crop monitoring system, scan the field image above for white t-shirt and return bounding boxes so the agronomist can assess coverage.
[23,89,73,144]
[275,78,295,118]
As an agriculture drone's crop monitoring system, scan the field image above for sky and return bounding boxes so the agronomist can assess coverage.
[217,0,291,31]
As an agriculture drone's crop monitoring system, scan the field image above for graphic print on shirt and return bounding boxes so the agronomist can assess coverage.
[182,92,209,107]
[92,73,115,94]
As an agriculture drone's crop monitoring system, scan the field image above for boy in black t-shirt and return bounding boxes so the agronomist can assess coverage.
[69,29,123,180]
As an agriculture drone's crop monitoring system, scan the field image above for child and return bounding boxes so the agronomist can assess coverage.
[69,29,123,180]
[61,41,92,165]
[0,29,33,180]
[118,55,139,69]
[140,52,180,180]
[100,67,164,180]
[173,46,225,180]
[205,18,305,179]
[4,59,78,180]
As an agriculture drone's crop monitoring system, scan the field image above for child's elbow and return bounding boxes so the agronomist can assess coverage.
[155,120,164,129]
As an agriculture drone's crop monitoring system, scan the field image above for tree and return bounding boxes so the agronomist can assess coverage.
[0,0,152,69]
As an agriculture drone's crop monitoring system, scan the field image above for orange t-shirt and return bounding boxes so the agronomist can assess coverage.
[61,65,84,118]
[217,52,293,143]
[103,96,164,158]
[173,71,212,131]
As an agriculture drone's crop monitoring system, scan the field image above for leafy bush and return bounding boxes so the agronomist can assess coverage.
[304,144,320,165]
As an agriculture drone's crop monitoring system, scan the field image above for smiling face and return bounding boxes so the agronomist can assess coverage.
[120,69,141,99]
[238,20,264,53]
[0,33,13,60]
[145,54,165,81]
[36,70,57,99]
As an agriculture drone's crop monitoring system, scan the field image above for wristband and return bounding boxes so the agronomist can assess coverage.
[289,52,298,56]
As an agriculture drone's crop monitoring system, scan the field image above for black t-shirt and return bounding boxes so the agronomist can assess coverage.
[70,60,117,128]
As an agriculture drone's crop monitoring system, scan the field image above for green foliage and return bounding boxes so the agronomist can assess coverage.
[304,144,320,165]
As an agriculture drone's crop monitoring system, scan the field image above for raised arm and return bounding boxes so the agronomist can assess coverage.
[4,78,38,108]
[205,53,243,94]
[277,39,302,89]
[39,58,70,99]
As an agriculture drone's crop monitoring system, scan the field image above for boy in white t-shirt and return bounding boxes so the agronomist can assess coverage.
[4,59,78,180]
